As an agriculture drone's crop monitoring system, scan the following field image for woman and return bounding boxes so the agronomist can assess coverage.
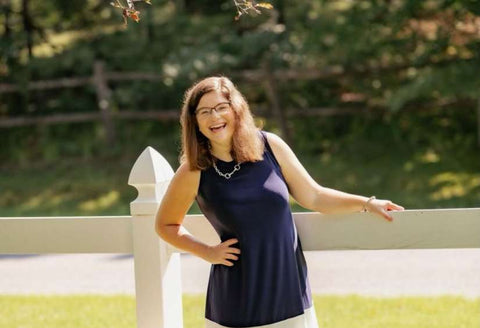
[155,76,404,328]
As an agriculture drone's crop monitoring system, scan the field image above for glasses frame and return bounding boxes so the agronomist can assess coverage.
[195,101,231,118]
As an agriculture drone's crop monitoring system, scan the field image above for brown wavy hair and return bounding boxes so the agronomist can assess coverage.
[180,76,264,170]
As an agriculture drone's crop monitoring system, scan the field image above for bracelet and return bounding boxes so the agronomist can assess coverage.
[362,196,376,212]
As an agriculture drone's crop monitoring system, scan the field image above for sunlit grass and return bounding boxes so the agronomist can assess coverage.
[79,190,121,211]
[315,295,480,328]
[0,295,135,328]
[33,25,124,58]
[0,159,136,216]
[429,172,480,201]
[1,142,480,216]
[0,294,478,328]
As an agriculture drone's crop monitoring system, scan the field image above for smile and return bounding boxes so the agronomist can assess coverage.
[209,123,227,132]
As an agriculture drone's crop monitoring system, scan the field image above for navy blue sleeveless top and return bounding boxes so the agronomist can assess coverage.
[196,131,313,327]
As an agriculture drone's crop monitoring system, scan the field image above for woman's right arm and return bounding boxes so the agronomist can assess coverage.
[155,162,240,267]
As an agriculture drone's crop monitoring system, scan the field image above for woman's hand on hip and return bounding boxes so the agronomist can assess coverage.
[204,238,241,267]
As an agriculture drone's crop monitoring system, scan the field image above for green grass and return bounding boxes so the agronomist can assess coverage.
[0,158,138,217]
[1,140,479,217]
[0,295,136,328]
[0,294,478,328]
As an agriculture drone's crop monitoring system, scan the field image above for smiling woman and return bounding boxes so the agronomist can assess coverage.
[179,76,264,170]
[154,76,404,328]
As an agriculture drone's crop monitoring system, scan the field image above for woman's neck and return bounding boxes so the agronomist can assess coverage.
[210,143,233,162]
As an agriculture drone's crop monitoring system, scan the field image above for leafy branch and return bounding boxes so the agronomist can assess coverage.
[233,0,274,20]
[110,0,151,26]
[110,0,273,26]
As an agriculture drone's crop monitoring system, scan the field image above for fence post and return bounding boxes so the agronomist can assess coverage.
[128,146,183,328]
[93,60,116,147]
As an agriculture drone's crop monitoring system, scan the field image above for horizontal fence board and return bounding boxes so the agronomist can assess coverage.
[1,209,479,254]
[181,209,480,252]
[0,216,133,253]
[294,208,480,251]
[0,107,361,128]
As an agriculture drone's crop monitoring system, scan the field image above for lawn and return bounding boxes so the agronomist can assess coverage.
[1,135,479,217]
[0,294,478,328]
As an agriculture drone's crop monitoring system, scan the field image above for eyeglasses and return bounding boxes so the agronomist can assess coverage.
[195,102,231,119]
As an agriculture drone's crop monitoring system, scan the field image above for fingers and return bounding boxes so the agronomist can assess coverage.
[221,255,238,267]
[225,253,239,261]
[229,247,241,254]
[371,205,393,222]
[219,238,241,266]
[381,209,393,222]
[223,238,239,246]
[389,202,405,211]
[383,200,405,211]
[222,238,241,254]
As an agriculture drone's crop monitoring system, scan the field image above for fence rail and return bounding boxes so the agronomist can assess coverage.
[0,62,363,145]
[2,59,480,147]
[1,146,479,328]
[0,107,363,128]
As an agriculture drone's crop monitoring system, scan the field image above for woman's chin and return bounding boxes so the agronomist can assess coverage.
[208,130,233,144]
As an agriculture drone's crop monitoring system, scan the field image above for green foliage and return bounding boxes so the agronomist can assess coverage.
[389,60,480,111]
[1,0,479,212]
[0,120,180,169]
[4,0,480,118]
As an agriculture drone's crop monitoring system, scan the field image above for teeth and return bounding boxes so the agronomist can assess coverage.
[210,124,225,129]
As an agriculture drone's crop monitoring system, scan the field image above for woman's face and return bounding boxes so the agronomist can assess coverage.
[196,90,236,147]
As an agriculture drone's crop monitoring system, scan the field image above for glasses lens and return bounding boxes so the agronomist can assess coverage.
[216,103,230,112]
[196,108,208,117]
[196,102,230,117]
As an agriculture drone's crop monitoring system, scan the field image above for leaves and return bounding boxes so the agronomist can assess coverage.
[256,3,273,9]
[111,0,272,24]
[123,9,140,24]
[110,0,151,26]
[233,0,274,20]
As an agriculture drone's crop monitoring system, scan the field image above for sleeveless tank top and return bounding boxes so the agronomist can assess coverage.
[196,131,315,327]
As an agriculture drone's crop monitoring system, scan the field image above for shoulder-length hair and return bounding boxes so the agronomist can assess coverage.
[180,76,264,170]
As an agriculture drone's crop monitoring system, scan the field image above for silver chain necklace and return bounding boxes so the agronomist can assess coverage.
[212,160,241,179]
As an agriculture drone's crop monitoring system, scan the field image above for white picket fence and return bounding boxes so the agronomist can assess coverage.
[1,146,479,328]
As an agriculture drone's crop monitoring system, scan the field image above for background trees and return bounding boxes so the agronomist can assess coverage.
[1,0,479,213]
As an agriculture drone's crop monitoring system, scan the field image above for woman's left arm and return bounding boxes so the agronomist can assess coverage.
[265,132,404,221]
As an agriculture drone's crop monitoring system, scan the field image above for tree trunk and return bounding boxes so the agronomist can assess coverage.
[276,0,286,25]
[21,0,33,60]
[3,0,15,68]
[146,4,154,41]
[4,0,11,38]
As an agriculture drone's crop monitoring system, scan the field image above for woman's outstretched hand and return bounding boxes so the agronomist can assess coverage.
[204,238,241,267]
[365,199,405,222]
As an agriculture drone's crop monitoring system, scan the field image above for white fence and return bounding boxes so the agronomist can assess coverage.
[1,146,479,328]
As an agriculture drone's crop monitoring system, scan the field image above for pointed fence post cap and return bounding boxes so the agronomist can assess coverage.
[128,146,174,185]
[128,146,175,216]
